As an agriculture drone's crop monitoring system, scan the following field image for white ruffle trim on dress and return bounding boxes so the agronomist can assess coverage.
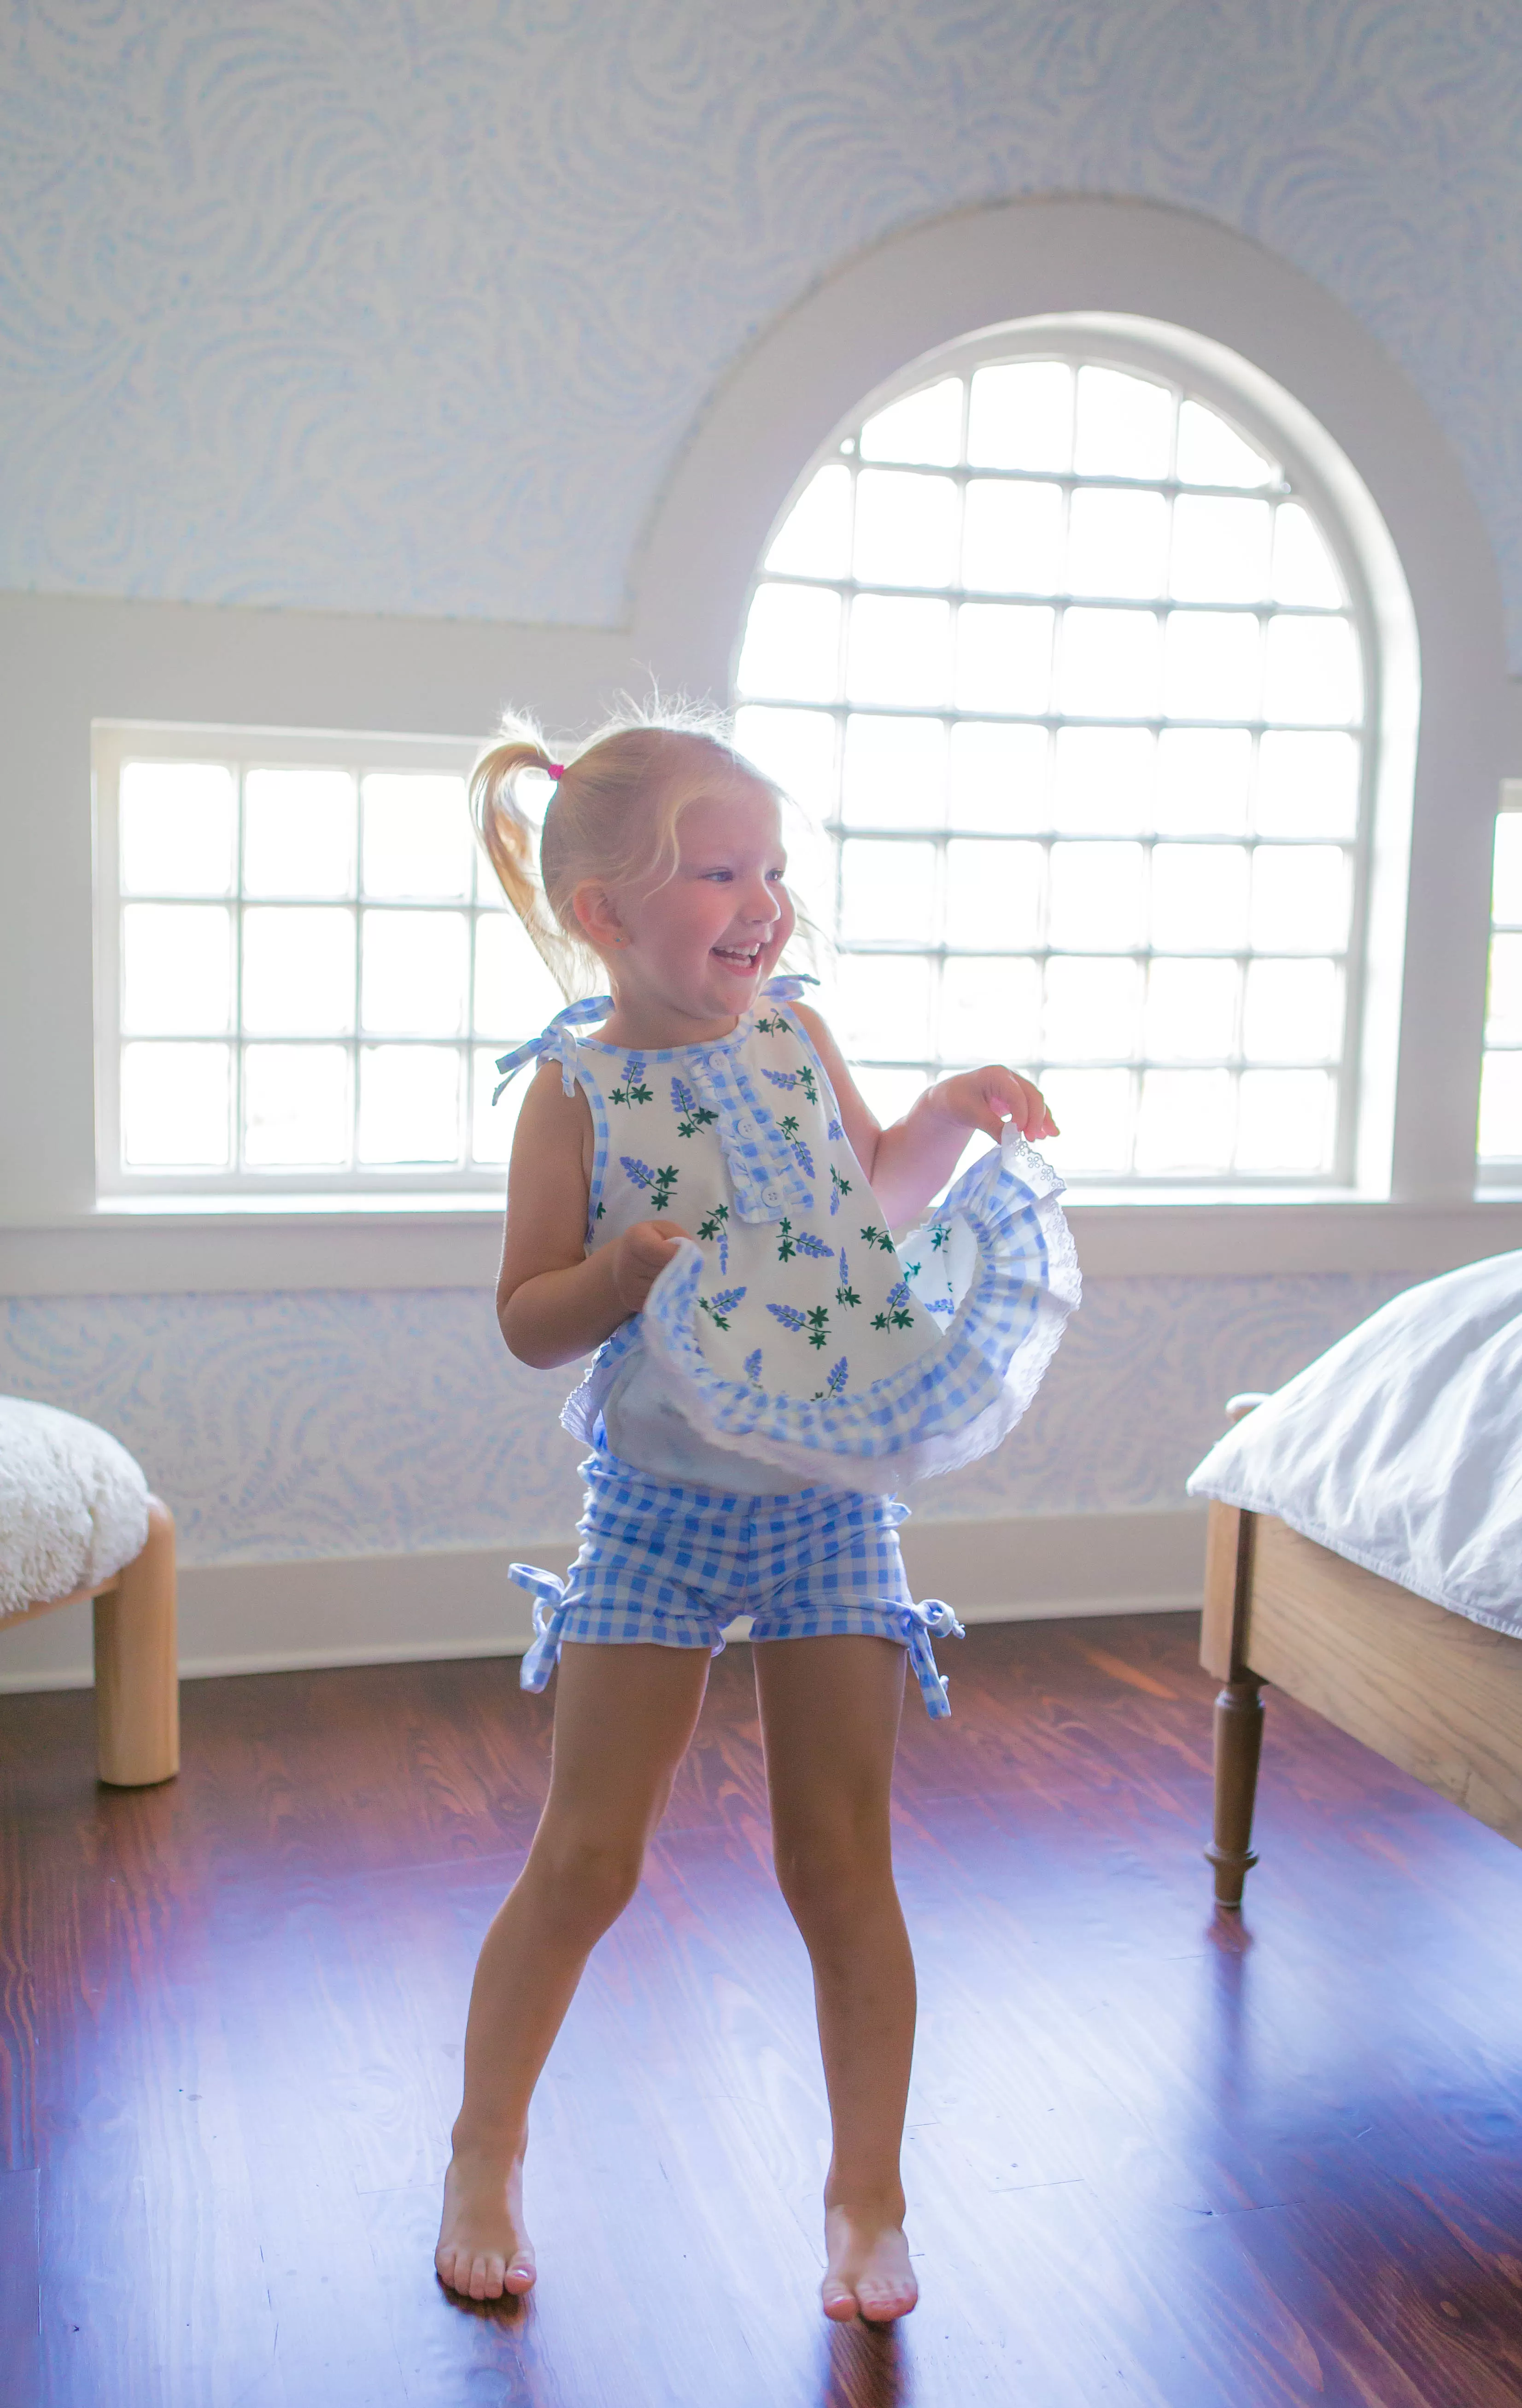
[562,1124,1080,1492]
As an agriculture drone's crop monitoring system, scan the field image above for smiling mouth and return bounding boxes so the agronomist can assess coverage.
[712,942,764,972]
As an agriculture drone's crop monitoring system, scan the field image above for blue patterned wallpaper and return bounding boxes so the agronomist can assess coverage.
[0,1276,1408,1564]
[1,3,1521,656]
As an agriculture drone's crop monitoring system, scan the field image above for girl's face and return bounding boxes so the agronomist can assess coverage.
[586,776,796,1037]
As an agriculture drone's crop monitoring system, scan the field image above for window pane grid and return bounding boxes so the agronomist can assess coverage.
[1478,796,1522,1169]
[738,344,1367,1183]
[109,750,552,1184]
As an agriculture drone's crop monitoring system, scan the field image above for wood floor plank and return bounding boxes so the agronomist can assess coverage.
[0,2162,41,2408]
[4,1615,1522,2406]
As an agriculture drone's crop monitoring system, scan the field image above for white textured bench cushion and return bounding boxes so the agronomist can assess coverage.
[0,1397,151,1617]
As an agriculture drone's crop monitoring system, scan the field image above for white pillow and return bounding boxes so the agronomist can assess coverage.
[0,1398,152,1618]
[1187,1251,1522,1637]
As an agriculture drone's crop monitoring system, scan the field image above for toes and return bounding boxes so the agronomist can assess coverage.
[821,2280,858,2322]
[467,2252,503,2301]
[857,2281,917,2324]
[504,2259,536,2296]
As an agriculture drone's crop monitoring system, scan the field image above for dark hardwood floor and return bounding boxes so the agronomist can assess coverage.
[3,1611,1522,2408]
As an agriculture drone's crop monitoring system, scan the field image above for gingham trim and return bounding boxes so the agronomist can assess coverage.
[492,995,611,1103]
[509,1446,963,1716]
[495,978,819,1238]
[572,976,820,1227]
[629,1122,1080,1486]
[492,994,614,1245]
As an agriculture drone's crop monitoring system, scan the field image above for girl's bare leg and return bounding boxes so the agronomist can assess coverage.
[752,1634,919,2324]
[435,1641,711,2302]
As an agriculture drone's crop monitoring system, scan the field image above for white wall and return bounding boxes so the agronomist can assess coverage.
[6,2,1522,658]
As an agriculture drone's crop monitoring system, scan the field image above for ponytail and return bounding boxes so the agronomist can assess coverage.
[469,731,591,997]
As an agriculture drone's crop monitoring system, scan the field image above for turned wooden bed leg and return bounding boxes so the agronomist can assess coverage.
[94,1498,179,1787]
[1200,1471,1263,1909]
[1206,1675,1264,1907]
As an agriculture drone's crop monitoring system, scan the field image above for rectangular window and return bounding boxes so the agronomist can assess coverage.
[94,726,562,1197]
[1477,783,1522,1181]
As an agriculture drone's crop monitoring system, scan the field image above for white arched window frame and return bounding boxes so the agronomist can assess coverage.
[1478,782,1522,1178]
[731,317,1390,1192]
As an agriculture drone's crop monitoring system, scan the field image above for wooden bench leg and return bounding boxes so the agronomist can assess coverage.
[1206,1675,1263,1909]
[94,1498,179,1786]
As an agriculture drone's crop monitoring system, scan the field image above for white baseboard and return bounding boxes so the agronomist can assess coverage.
[0,1508,1206,1693]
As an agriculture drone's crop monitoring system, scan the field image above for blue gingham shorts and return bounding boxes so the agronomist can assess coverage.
[509,1444,964,1718]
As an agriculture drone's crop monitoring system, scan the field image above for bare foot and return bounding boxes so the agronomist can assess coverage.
[820,2202,918,2324]
[435,2144,536,2302]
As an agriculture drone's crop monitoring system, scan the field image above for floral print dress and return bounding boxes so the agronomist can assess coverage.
[493,978,1080,1493]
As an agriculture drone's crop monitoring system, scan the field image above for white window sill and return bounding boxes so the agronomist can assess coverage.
[0,1190,1520,1294]
[95,1189,507,1218]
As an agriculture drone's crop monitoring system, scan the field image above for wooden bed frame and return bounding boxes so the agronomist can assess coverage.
[4,1498,179,1787]
[1200,1414,1522,1906]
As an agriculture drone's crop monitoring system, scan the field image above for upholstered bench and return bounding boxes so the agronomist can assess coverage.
[1,1398,178,1785]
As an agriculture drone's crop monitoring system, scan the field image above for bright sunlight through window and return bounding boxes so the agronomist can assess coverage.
[99,734,562,1191]
[734,339,1370,1185]
[1477,789,1522,1176]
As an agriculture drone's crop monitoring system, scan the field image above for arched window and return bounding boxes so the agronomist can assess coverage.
[733,323,1374,1187]
[1479,788,1522,1177]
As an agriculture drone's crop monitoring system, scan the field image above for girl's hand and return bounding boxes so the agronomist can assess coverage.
[926,1065,1059,1144]
[610,1219,691,1314]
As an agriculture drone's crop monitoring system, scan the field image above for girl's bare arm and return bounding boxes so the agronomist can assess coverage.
[496,1063,689,1368]
[795,1004,1057,1231]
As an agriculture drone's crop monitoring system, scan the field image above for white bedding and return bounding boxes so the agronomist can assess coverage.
[1186,1251,1522,1637]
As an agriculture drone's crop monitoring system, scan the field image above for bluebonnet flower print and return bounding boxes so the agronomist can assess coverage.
[621,1157,679,1211]
[767,1303,807,1333]
[872,1281,915,1333]
[778,1110,816,1180]
[671,1075,717,1137]
[611,1054,653,1105]
[744,1346,763,1385]
[699,1286,747,1331]
[697,1202,730,1273]
[793,1231,833,1260]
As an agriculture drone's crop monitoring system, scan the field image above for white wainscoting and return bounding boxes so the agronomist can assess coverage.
[0,1507,1206,1691]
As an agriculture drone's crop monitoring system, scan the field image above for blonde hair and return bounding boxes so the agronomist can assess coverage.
[471,700,777,997]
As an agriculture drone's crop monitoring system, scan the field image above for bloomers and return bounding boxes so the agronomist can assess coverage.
[509,1444,965,1718]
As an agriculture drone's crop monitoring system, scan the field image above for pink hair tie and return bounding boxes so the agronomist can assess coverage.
[546,761,566,780]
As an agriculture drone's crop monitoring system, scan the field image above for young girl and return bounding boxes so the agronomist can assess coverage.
[435,711,1078,2320]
